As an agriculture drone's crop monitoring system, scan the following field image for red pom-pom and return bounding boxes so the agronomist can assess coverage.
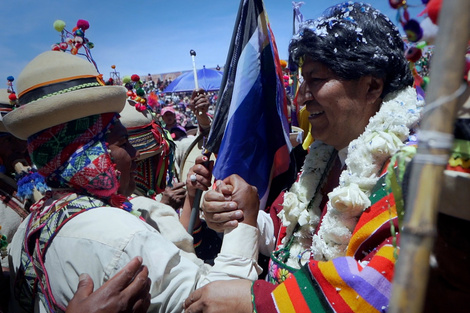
[389,0,405,9]
[51,44,61,51]
[126,90,134,97]
[131,74,140,82]
[76,19,90,30]
[8,93,17,101]
[136,103,147,112]
[426,0,442,24]
[405,47,422,62]
[59,42,68,50]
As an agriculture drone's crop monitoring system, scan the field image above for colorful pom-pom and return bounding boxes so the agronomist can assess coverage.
[59,42,68,51]
[74,29,84,37]
[136,103,147,112]
[405,46,423,62]
[131,74,140,82]
[404,19,423,42]
[76,19,90,31]
[389,0,405,9]
[425,0,442,25]
[53,20,66,32]
[7,76,14,82]
[122,76,131,84]
[8,93,17,101]
[87,42,94,49]
[126,90,134,97]
[136,88,145,97]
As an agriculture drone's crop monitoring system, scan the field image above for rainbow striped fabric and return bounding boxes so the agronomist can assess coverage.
[253,167,399,313]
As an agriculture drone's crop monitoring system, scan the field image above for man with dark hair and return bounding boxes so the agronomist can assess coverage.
[184,2,423,312]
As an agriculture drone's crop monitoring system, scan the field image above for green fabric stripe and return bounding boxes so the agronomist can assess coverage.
[453,138,470,156]
[295,265,334,313]
[369,174,389,205]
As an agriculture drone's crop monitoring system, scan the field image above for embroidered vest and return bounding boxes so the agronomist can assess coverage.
[14,193,109,313]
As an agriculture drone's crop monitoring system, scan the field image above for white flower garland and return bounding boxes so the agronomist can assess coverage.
[278,86,423,268]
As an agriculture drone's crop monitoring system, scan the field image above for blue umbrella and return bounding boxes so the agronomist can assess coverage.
[163,66,223,93]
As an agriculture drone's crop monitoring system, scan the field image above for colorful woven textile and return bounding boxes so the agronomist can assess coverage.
[27,113,119,198]
[15,192,110,313]
[129,121,171,195]
[253,165,399,313]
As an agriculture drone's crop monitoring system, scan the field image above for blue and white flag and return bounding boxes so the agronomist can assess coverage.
[205,0,292,210]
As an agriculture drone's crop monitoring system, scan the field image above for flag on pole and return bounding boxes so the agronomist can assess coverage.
[204,0,292,210]
[292,1,305,35]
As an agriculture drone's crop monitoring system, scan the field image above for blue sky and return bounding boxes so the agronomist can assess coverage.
[0,0,425,82]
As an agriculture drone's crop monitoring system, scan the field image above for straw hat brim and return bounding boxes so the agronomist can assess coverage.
[4,86,127,139]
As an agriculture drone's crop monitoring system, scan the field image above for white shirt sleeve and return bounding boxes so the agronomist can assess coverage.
[257,210,276,257]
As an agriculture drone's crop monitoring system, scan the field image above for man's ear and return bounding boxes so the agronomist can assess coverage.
[367,76,385,104]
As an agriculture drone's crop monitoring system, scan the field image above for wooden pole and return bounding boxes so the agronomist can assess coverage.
[389,0,470,312]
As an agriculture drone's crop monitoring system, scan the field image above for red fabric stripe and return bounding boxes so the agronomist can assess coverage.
[308,261,350,312]
[253,280,278,312]
[284,274,311,312]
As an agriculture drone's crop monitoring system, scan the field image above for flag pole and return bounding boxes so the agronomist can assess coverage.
[190,49,199,90]
[187,0,244,235]
[389,0,470,311]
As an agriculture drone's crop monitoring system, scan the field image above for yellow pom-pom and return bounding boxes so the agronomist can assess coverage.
[280,60,288,68]
[53,20,66,32]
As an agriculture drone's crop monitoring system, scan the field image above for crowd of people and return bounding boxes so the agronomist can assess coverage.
[0,1,469,313]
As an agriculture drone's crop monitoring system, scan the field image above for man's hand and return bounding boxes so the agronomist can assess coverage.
[183,280,253,313]
[202,174,259,231]
[66,256,151,313]
[160,182,187,210]
[190,88,211,128]
[186,155,213,199]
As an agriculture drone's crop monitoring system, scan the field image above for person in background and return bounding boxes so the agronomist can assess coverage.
[120,96,186,211]
[161,106,188,141]
[6,51,261,313]
[184,2,422,312]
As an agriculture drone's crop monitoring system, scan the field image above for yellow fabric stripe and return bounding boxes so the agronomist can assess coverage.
[373,244,396,261]
[272,282,296,313]
[347,206,396,256]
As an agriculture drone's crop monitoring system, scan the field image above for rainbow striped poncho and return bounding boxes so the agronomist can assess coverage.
[253,165,399,313]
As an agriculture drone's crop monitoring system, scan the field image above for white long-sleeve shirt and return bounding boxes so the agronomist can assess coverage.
[9,195,261,313]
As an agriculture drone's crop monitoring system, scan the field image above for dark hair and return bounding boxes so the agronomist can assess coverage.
[289,2,413,97]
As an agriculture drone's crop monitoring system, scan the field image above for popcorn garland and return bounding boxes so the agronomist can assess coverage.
[278,86,423,267]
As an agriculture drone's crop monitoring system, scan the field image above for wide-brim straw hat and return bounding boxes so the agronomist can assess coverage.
[4,51,127,139]
[0,89,13,132]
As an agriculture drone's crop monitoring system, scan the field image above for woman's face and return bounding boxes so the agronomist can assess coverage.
[301,58,382,150]
[106,120,138,196]
[162,112,176,127]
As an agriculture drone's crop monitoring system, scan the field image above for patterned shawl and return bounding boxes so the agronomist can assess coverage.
[27,113,119,198]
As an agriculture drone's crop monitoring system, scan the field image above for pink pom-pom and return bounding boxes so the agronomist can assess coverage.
[76,19,90,30]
